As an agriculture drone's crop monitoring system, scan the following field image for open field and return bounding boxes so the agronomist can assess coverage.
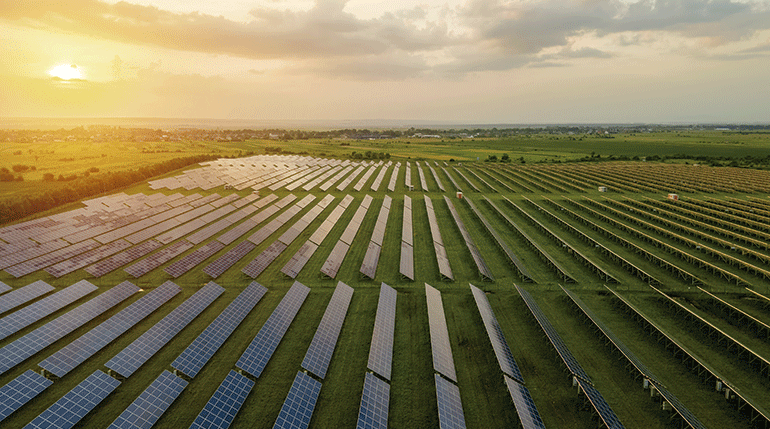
[2,136,770,428]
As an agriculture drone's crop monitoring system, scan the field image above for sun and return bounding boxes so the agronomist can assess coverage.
[49,64,82,80]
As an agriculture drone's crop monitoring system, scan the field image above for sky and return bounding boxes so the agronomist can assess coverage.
[1,0,769,124]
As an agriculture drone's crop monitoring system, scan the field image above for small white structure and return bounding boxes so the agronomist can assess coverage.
[668,193,679,200]
[456,192,463,199]
[598,186,607,192]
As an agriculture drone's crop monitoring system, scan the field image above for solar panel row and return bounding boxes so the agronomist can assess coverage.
[575,377,626,429]
[452,168,481,192]
[387,163,400,192]
[443,197,494,281]
[416,162,429,191]
[301,282,354,379]
[0,370,53,423]
[319,165,353,191]
[360,196,391,279]
[0,281,138,376]
[0,239,69,271]
[367,283,397,381]
[203,241,257,279]
[0,280,98,342]
[40,281,181,378]
[237,281,310,378]
[189,370,254,429]
[0,281,10,295]
[337,166,366,191]
[105,281,224,378]
[355,372,390,429]
[6,239,102,278]
[441,167,463,192]
[370,164,390,192]
[280,242,319,279]
[320,241,350,279]
[164,241,225,278]
[435,374,467,429]
[108,370,188,429]
[0,280,54,315]
[272,371,322,429]
[172,282,267,378]
[503,375,546,429]
[424,196,453,281]
[400,196,414,280]
[354,165,378,191]
[124,240,194,278]
[85,240,164,278]
[469,284,524,383]
[428,165,446,192]
[241,241,288,278]
[425,284,457,382]
[45,239,133,278]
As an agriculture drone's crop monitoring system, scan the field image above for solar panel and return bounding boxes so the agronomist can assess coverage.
[203,240,257,279]
[301,282,354,379]
[425,284,457,382]
[189,370,255,429]
[435,374,466,429]
[281,242,319,279]
[236,281,310,378]
[320,241,350,279]
[105,282,224,378]
[40,281,181,378]
[0,281,10,295]
[272,371,322,429]
[124,239,194,278]
[0,280,97,342]
[469,284,523,383]
[6,239,101,278]
[241,241,289,278]
[0,281,138,376]
[575,377,626,429]
[444,197,494,281]
[45,239,133,278]
[165,241,226,278]
[367,283,397,381]
[0,280,54,315]
[503,375,546,429]
[399,242,414,281]
[24,370,121,429]
[108,370,188,429]
[0,370,52,423]
[85,240,164,278]
[172,282,267,378]
[355,372,390,429]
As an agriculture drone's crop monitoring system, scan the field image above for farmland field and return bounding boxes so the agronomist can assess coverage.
[2,132,770,429]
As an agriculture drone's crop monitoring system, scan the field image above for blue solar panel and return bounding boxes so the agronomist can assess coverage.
[172,282,267,378]
[108,370,188,429]
[301,282,354,379]
[272,371,322,429]
[469,284,524,383]
[0,280,97,342]
[106,282,224,378]
[435,374,466,429]
[0,281,138,376]
[236,281,310,378]
[189,370,255,429]
[503,376,546,429]
[0,281,10,295]
[425,284,457,382]
[367,283,397,381]
[0,370,52,423]
[575,377,626,429]
[355,372,390,429]
[40,281,181,378]
[0,280,54,315]
[165,241,226,278]
[24,370,121,429]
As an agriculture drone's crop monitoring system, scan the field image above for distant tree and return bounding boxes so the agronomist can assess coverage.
[501,154,510,162]
[43,173,55,181]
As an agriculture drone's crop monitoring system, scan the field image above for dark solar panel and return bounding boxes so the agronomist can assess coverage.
[301,282,354,379]
[0,281,137,376]
[236,281,310,378]
[105,282,223,378]
[0,280,54,315]
[367,283,397,381]
[355,372,390,429]
[40,281,180,378]
[85,240,163,277]
[503,375,546,429]
[469,284,523,383]
[203,240,256,279]
[108,370,188,429]
[320,241,350,279]
[189,370,255,429]
[272,371,322,429]
[165,241,226,278]
[124,239,194,278]
[172,282,267,378]
[0,370,52,423]
[241,241,288,278]
[359,242,381,280]
[426,284,457,382]
[444,197,494,281]
[217,219,257,245]
[575,377,626,429]
[45,239,133,278]
[0,280,97,342]
[24,370,121,429]
[399,242,414,281]
[435,374,466,429]
[280,242,318,279]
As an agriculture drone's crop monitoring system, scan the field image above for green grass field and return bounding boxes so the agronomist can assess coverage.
[2,131,770,428]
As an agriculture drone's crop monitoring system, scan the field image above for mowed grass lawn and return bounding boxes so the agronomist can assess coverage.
[2,133,770,428]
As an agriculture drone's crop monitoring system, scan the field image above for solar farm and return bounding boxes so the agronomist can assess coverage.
[2,154,770,429]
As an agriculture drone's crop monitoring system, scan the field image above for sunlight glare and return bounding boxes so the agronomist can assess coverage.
[49,64,82,80]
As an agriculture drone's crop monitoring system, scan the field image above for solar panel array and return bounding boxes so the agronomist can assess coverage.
[6,239,102,278]
[367,283,397,380]
[301,282,354,379]
[425,284,457,382]
[416,162,429,191]
[272,371,322,429]
[387,163,400,192]
[469,284,523,383]
[360,196,391,279]
[45,239,133,278]
[216,194,282,245]
[354,164,378,191]
[237,281,310,378]
[400,196,414,280]
[40,281,180,378]
[203,240,257,279]
[24,370,121,429]
[164,241,225,278]
[444,196,494,281]
[0,370,53,423]
[441,167,463,192]
[108,370,188,429]
[241,241,288,278]
[424,196,453,281]
[320,165,354,191]
[0,281,137,376]
[355,372,390,429]
[428,164,446,191]
[452,168,480,192]
[503,375,546,429]
[105,281,223,378]
[189,370,255,429]
[85,239,163,277]
[0,280,54,315]
[321,195,372,278]
[370,163,390,192]
[172,282,267,378]
[404,162,412,190]
[0,280,97,342]
[124,239,194,278]
[0,281,9,295]
[338,165,365,191]
[434,374,467,429]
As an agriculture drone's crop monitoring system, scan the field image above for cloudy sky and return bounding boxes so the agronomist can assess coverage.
[1,0,769,123]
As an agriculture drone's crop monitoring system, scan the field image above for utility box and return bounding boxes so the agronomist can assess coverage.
[456,192,463,199]
[668,193,679,200]
[598,186,607,192]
